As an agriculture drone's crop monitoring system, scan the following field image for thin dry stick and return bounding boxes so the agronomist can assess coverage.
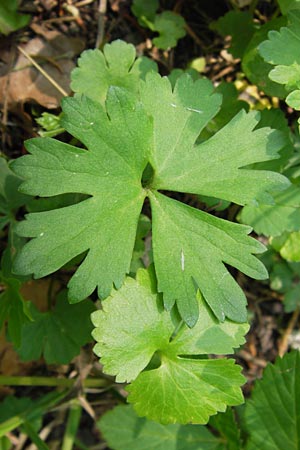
[17,46,68,97]
[278,307,300,357]
[75,0,96,6]
[238,349,267,368]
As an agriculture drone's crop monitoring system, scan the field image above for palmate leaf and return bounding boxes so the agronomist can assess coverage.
[92,269,248,424]
[211,11,256,59]
[242,17,288,98]
[71,40,157,105]
[245,351,300,450]
[12,67,289,326]
[152,11,186,50]
[259,11,300,109]
[18,291,95,364]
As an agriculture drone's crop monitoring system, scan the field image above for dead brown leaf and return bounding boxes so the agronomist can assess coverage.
[0,29,85,109]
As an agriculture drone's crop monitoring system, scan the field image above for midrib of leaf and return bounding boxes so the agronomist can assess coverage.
[151,112,191,178]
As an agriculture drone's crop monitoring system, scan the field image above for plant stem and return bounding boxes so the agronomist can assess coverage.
[0,376,109,388]
[62,400,82,450]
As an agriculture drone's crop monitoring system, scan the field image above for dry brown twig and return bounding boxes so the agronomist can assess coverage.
[278,307,300,357]
[17,45,68,97]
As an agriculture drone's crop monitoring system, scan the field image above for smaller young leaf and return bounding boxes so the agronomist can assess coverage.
[152,12,186,50]
[286,89,300,109]
[259,10,300,109]
[92,269,174,382]
[131,0,159,26]
[98,404,226,450]
[242,17,288,98]
[18,291,95,364]
[92,268,248,424]
[71,40,157,104]
[245,351,300,450]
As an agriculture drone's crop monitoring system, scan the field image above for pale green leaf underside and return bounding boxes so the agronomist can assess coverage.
[12,69,289,324]
[286,89,300,109]
[240,184,300,237]
[92,268,247,423]
[277,231,300,261]
[71,40,158,104]
[98,404,224,450]
[245,351,300,450]
[92,271,174,383]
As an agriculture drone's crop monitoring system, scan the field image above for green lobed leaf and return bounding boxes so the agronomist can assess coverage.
[92,269,173,383]
[152,11,186,50]
[12,66,289,325]
[200,82,249,141]
[259,11,300,88]
[211,11,256,59]
[278,0,300,14]
[149,192,266,324]
[140,74,289,206]
[128,357,244,425]
[242,17,288,98]
[253,108,294,172]
[131,0,159,27]
[245,351,300,450]
[98,404,226,450]
[0,157,30,230]
[286,89,300,109]
[71,40,157,105]
[18,291,95,364]
[12,89,150,302]
[92,268,248,424]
